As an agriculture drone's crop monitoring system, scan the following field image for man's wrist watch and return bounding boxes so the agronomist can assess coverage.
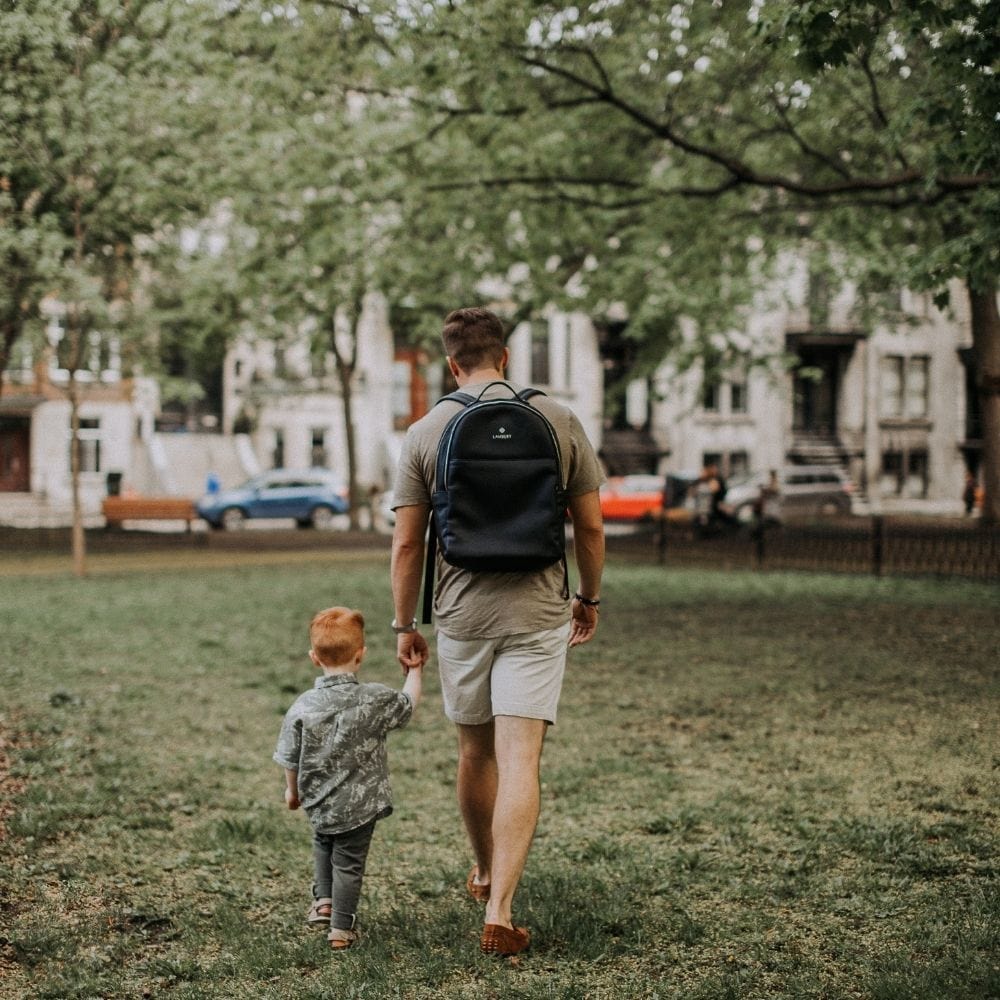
[392,618,418,634]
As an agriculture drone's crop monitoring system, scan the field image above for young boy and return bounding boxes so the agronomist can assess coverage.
[274,606,422,950]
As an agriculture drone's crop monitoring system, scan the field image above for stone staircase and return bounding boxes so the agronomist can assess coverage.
[787,433,849,466]
[142,433,257,497]
[0,493,104,529]
[598,427,664,476]
[0,434,257,528]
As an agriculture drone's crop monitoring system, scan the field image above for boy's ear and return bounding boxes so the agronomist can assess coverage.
[309,649,322,669]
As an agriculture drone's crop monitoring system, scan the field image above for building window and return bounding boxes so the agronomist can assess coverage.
[310,344,327,378]
[728,451,749,479]
[310,428,328,468]
[881,354,929,420]
[906,356,929,419]
[880,450,903,495]
[75,417,101,473]
[701,380,721,412]
[880,449,929,498]
[906,450,929,498]
[730,379,748,414]
[272,428,285,469]
[530,322,550,386]
[880,356,904,417]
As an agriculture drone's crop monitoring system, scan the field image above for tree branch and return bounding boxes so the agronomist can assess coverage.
[514,49,994,202]
[855,48,910,171]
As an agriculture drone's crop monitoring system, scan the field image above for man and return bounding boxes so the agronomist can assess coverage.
[390,307,605,957]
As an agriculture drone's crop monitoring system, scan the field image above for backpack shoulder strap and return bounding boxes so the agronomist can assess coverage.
[422,515,437,624]
[516,387,547,403]
[436,390,476,408]
[422,390,472,623]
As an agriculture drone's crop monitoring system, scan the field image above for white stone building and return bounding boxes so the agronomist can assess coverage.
[0,309,161,524]
[1,271,984,526]
[220,298,605,497]
[624,266,979,513]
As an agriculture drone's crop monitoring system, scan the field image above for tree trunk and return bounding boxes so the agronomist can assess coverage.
[329,300,364,532]
[68,367,87,577]
[69,192,88,577]
[339,360,361,531]
[0,325,14,401]
[968,280,1000,525]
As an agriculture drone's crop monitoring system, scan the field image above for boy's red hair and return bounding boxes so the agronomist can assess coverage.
[310,607,365,667]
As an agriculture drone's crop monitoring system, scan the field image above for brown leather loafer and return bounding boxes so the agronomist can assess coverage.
[480,923,530,956]
[466,866,491,903]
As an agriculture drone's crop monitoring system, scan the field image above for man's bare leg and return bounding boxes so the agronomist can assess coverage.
[456,721,497,888]
[484,715,547,929]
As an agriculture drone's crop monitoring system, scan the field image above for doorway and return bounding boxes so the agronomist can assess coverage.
[793,348,840,435]
[0,417,31,492]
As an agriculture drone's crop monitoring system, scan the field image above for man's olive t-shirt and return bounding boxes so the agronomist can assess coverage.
[392,380,603,640]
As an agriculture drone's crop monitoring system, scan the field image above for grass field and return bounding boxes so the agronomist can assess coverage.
[1,551,997,999]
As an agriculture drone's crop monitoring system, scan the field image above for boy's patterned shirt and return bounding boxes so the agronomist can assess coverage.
[273,673,413,835]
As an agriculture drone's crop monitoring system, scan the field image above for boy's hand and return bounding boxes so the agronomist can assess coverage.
[285,787,300,810]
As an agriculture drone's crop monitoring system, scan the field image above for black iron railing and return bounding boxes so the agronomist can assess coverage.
[607,516,1000,582]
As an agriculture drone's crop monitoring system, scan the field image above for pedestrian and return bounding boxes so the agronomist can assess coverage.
[389,306,605,957]
[273,606,422,951]
[963,471,978,515]
[754,469,782,525]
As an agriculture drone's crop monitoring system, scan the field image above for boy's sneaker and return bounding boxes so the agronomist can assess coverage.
[306,899,333,926]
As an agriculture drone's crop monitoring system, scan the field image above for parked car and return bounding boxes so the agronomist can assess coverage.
[197,469,349,530]
[599,475,664,521]
[599,473,698,523]
[725,466,854,521]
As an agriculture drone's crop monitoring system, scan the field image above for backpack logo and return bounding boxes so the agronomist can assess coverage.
[492,425,512,440]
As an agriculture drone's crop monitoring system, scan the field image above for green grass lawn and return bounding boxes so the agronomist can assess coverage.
[1,553,997,999]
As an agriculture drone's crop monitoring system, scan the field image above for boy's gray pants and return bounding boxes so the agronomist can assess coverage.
[312,818,377,930]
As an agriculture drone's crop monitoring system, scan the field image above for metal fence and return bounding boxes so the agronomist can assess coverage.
[608,516,1000,582]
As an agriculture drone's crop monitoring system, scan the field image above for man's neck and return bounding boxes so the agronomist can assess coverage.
[455,367,505,387]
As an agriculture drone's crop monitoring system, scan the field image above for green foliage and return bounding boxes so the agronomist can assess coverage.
[351,0,998,339]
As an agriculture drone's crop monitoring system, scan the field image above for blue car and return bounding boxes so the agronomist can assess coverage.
[197,469,349,530]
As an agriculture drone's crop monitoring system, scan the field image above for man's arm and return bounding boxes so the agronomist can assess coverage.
[567,489,605,647]
[390,503,431,671]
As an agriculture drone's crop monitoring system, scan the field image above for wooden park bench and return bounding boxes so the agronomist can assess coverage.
[101,496,199,531]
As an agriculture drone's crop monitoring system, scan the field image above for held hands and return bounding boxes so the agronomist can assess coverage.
[397,630,430,673]
[569,596,600,647]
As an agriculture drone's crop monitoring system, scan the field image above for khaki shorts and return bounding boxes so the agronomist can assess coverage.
[436,623,572,725]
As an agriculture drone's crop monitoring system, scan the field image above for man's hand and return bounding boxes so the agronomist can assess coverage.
[397,629,429,672]
[285,787,300,810]
[569,597,599,647]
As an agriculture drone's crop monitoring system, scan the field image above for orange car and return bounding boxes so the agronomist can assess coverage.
[599,473,698,523]
[599,475,667,521]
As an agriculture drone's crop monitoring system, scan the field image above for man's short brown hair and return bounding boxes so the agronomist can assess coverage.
[442,307,507,374]
[309,607,365,666]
